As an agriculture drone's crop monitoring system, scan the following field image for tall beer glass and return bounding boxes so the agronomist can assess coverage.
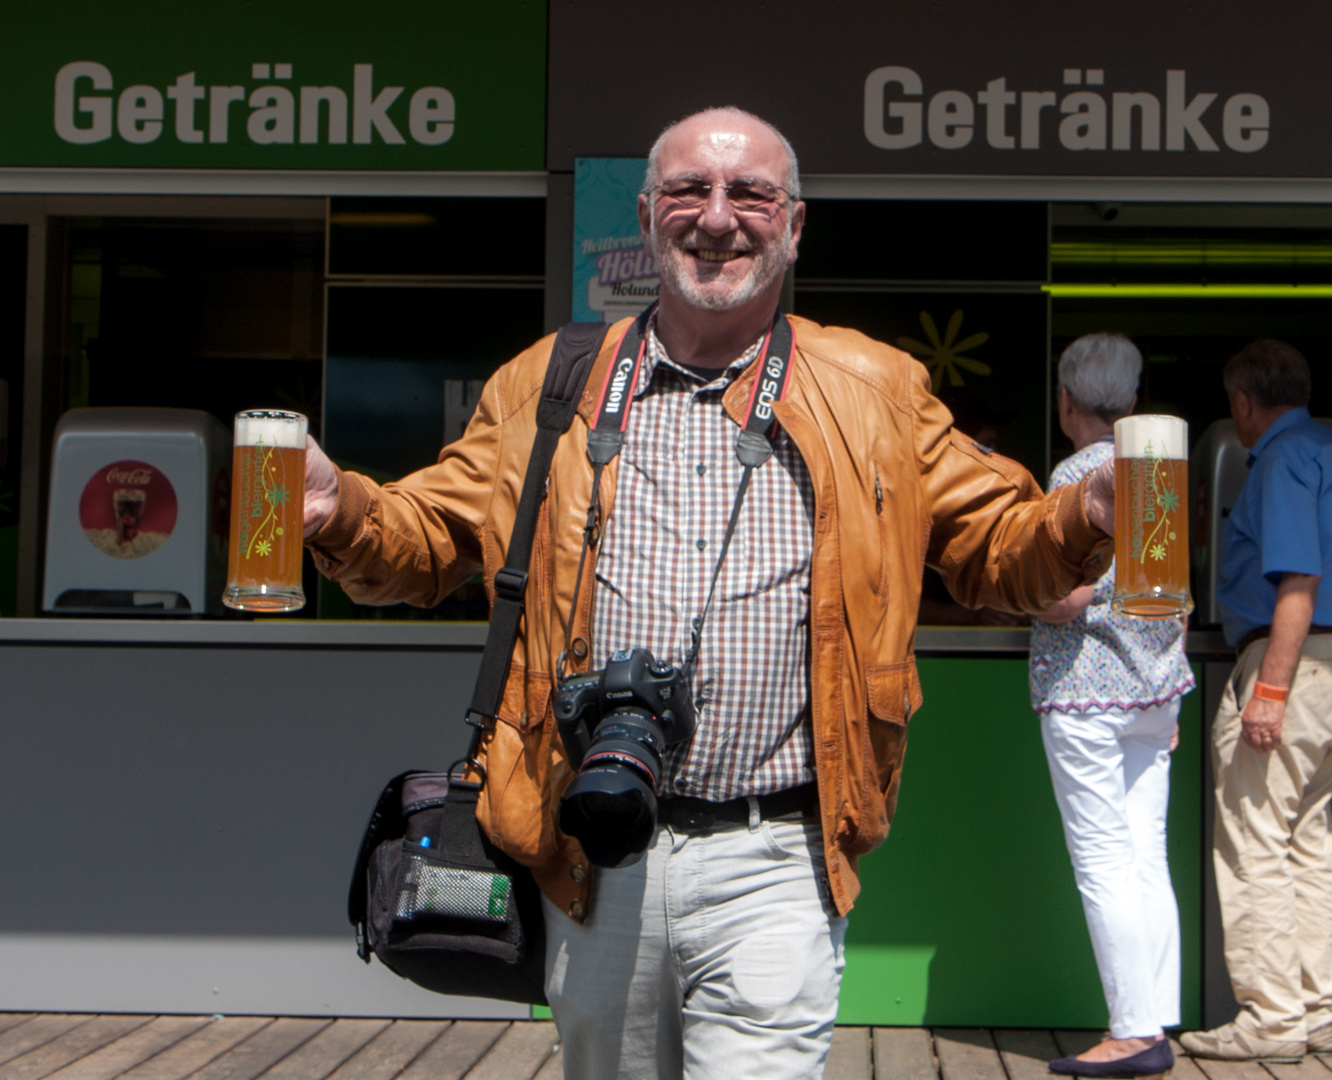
[1112,414,1193,618]
[224,409,307,612]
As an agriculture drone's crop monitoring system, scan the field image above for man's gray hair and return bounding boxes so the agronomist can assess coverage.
[643,107,801,200]
[1058,332,1142,424]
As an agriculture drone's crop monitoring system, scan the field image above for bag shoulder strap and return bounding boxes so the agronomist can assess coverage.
[462,322,609,754]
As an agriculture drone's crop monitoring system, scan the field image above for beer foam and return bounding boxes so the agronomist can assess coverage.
[234,410,307,448]
[1114,414,1188,460]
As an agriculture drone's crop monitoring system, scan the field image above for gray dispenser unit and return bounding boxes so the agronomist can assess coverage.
[44,408,231,615]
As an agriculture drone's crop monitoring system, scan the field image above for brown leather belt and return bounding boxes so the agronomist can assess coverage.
[657,782,819,834]
[1236,624,1332,656]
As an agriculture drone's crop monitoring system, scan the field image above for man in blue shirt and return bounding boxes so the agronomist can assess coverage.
[1182,339,1332,1063]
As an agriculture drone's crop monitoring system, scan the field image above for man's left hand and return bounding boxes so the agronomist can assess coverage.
[1240,572,1319,754]
[1083,459,1115,536]
[1241,695,1283,753]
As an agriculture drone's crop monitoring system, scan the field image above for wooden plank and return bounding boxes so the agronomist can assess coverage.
[1265,1059,1332,1080]
[1052,1031,1107,1059]
[873,1027,936,1080]
[825,1027,871,1080]
[118,1018,272,1080]
[40,1017,211,1080]
[185,1018,329,1080]
[464,1023,559,1080]
[1191,1058,1273,1080]
[397,1021,507,1080]
[324,1022,451,1080]
[258,1020,390,1080]
[1169,1040,1212,1080]
[0,1016,152,1080]
[934,1029,1005,1080]
[0,1018,93,1069]
[531,1046,562,1080]
[0,1024,35,1041]
[994,1029,1061,1080]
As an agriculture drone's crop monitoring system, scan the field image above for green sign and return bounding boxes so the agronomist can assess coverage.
[0,0,545,171]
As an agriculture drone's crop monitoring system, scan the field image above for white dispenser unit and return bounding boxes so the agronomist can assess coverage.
[43,408,231,615]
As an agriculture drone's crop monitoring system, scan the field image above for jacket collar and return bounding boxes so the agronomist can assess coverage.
[1247,406,1310,466]
[574,313,798,429]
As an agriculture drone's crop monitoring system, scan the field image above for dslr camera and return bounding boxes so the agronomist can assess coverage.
[554,647,696,868]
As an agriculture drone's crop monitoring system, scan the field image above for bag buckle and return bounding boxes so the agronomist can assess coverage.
[464,710,495,732]
[493,568,528,602]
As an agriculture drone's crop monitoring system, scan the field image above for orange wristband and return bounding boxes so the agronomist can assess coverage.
[1252,681,1289,703]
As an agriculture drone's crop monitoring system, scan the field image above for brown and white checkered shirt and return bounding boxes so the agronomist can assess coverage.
[590,324,816,801]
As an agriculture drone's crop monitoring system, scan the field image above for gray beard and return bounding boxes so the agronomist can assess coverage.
[652,221,790,312]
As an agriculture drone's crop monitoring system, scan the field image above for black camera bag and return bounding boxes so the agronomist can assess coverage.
[347,321,609,1005]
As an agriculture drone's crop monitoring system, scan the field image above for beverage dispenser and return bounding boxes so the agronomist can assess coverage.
[43,407,230,614]
[1189,419,1249,629]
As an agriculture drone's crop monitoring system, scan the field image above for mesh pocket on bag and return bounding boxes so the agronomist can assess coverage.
[395,850,513,925]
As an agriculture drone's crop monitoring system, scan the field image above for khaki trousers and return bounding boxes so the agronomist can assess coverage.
[1213,635,1332,1040]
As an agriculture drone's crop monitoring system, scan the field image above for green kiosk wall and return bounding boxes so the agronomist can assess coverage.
[838,657,1203,1027]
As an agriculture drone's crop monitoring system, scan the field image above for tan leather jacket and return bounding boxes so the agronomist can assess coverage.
[309,315,1111,921]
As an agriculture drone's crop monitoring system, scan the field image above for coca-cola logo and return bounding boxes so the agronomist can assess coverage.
[79,459,177,560]
[106,466,154,485]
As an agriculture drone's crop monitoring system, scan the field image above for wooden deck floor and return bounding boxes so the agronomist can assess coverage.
[0,1016,1329,1080]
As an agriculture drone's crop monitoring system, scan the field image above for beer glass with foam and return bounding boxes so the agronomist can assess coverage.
[1112,414,1192,618]
[224,409,307,612]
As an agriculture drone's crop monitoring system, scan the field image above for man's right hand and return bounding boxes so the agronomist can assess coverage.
[1241,696,1284,753]
[303,435,340,538]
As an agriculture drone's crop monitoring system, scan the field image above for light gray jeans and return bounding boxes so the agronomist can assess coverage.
[543,811,847,1080]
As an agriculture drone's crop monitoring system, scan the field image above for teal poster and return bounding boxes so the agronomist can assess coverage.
[572,157,658,322]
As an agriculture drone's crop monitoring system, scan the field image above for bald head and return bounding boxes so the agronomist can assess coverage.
[644,107,801,200]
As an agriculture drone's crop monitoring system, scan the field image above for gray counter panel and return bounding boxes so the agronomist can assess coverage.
[0,618,1234,1017]
[0,630,508,1016]
[2,642,481,936]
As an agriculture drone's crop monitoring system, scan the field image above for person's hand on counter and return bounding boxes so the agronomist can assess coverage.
[304,435,340,538]
[1082,459,1115,536]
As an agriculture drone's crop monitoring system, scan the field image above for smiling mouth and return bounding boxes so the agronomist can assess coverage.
[691,249,747,263]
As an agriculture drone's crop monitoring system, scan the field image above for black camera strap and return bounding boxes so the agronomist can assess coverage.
[555,304,797,683]
[462,321,610,769]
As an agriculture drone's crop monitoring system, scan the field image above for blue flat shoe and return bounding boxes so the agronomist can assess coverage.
[1049,1038,1174,1077]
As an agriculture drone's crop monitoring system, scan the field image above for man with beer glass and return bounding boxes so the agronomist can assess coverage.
[1031,333,1195,1079]
[1181,340,1332,1063]
[299,107,1119,1079]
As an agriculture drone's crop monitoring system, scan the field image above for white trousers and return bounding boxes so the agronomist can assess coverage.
[542,814,847,1080]
[1041,701,1182,1039]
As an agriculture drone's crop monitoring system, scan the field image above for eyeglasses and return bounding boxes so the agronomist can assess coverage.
[650,178,792,213]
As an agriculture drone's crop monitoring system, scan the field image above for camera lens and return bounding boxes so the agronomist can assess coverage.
[559,766,658,868]
[557,709,664,868]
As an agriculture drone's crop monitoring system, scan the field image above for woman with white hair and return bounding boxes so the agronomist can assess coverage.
[1033,332,1196,1077]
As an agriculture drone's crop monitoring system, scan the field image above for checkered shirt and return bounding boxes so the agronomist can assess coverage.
[589,324,817,801]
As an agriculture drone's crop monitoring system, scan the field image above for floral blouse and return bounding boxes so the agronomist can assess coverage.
[1029,438,1195,714]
